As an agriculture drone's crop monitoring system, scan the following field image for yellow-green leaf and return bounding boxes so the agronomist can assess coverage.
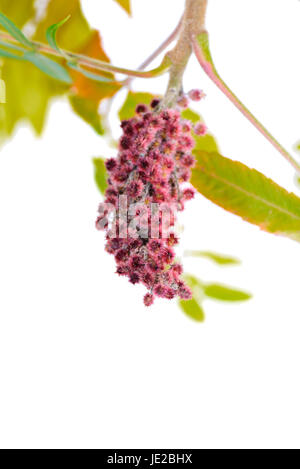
[204,284,252,302]
[182,108,219,154]
[0,59,67,139]
[119,91,156,121]
[93,158,108,194]
[0,0,34,27]
[184,250,241,266]
[0,0,121,141]
[113,0,131,15]
[192,151,300,242]
[181,108,201,124]
[68,30,121,134]
[70,96,105,135]
[178,298,205,322]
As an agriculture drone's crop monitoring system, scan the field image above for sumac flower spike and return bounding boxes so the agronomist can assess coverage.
[96,95,204,306]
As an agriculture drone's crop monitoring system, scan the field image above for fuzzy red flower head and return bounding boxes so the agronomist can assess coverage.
[96,94,205,306]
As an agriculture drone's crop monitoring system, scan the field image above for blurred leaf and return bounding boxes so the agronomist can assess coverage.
[0,1,72,139]
[0,0,121,141]
[69,30,121,134]
[178,298,205,322]
[179,272,251,320]
[70,96,105,135]
[182,108,219,153]
[0,11,33,48]
[93,158,108,194]
[181,108,201,124]
[180,274,205,321]
[46,15,71,54]
[193,131,219,154]
[0,0,34,27]
[24,51,72,83]
[192,151,300,242]
[119,91,156,121]
[184,250,241,266]
[204,284,252,302]
[0,59,67,138]
[183,274,204,290]
[113,0,131,15]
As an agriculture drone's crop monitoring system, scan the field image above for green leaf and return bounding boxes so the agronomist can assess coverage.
[46,15,71,55]
[181,108,219,153]
[178,298,205,322]
[68,61,113,83]
[113,0,131,15]
[184,250,241,266]
[24,51,72,84]
[93,158,108,194]
[204,284,252,302]
[193,131,220,154]
[192,151,300,242]
[0,11,33,48]
[119,91,156,121]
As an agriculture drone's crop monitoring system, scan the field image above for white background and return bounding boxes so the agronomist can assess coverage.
[0,0,300,449]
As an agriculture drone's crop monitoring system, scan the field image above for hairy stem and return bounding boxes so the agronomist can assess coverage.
[161,0,208,108]
[192,30,300,173]
[0,31,171,79]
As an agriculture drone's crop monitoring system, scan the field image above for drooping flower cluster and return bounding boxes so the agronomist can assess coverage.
[96,91,206,306]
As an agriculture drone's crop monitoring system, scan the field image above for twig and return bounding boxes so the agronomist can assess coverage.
[160,0,207,108]
[192,31,300,173]
[0,31,171,79]
[125,15,183,88]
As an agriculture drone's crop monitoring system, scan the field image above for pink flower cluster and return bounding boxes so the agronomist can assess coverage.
[96,94,203,306]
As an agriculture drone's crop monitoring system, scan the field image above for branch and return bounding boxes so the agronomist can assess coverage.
[161,0,208,108]
[0,31,171,79]
[192,31,300,173]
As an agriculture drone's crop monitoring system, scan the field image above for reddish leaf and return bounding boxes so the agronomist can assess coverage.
[70,30,121,102]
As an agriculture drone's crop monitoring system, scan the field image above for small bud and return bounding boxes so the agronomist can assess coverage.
[129,273,140,284]
[120,136,131,150]
[177,95,189,109]
[136,104,148,114]
[182,188,195,201]
[188,89,205,101]
[144,293,154,307]
[105,158,117,171]
[127,180,144,198]
[179,285,192,300]
[150,98,160,109]
[194,122,208,136]
[172,263,183,275]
